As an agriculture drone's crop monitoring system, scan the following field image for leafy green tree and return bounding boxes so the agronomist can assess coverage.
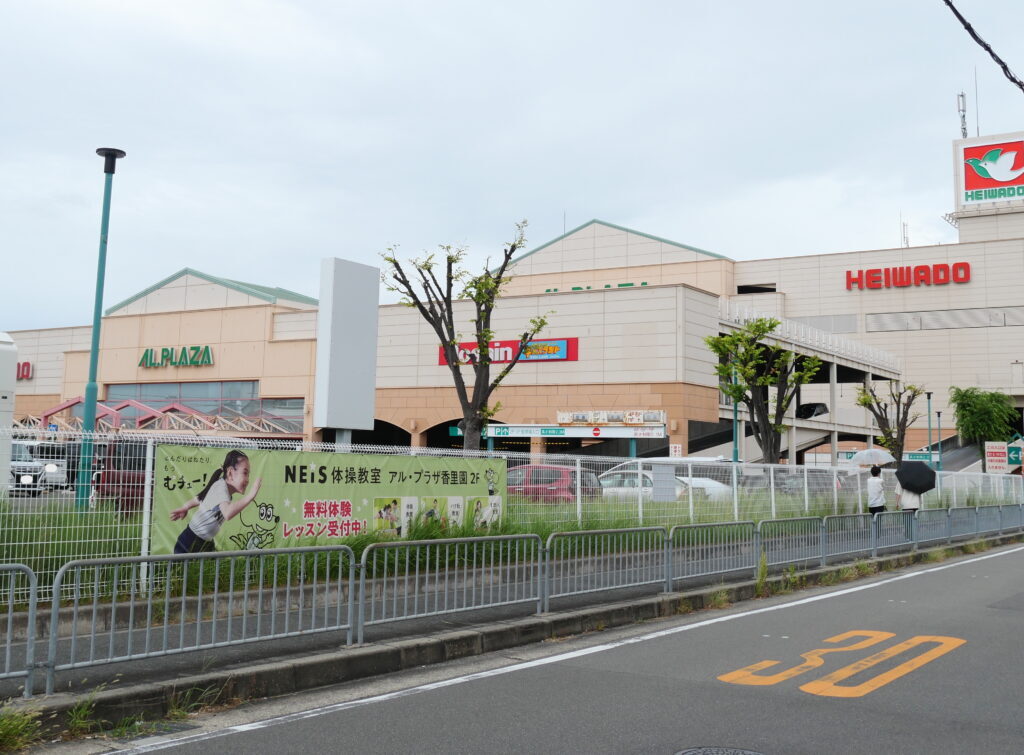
[381,221,548,451]
[855,382,923,465]
[705,317,822,465]
[949,387,1018,461]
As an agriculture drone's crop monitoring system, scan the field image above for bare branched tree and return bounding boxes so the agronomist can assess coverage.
[382,221,548,450]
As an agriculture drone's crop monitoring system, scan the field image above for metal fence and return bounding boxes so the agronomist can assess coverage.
[669,522,758,581]
[356,535,542,644]
[0,504,1021,697]
[44,546,354,695]
[4,428,1023,602]
[823,514,873,563]
[542,528,667,611]
[0,565,37,697]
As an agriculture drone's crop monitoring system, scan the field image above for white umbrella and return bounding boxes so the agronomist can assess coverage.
[849,448,896,466]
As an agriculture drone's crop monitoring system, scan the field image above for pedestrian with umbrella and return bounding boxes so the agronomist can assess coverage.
[866,464,887,542]
[895,461,937,542]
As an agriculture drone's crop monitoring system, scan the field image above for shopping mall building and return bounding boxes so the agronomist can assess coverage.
[9,132,1024,460]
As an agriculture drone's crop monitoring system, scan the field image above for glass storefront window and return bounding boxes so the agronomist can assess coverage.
[179,382,221,399]
[78,381,303,434]
[139,383,178,402]
[263,398,304,417]
[180,399,220,415]
[106,385,136,400]
[222,382,258,399]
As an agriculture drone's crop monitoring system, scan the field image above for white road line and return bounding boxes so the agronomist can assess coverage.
[126,544,1024,752]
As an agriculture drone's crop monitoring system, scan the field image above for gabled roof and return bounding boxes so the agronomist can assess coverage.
[105,268,318,315]
[507,219,732,268]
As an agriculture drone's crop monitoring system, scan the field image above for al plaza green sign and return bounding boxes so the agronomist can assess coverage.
[139,345,214,368]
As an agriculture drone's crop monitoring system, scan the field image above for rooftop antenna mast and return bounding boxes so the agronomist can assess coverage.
[957,91,969,138]
[974,66,980,136]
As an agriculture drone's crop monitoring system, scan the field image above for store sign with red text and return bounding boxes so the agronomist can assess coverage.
[955,132,1024,211]
[16,362,32,380]
[439,338,578,365]
[845,263,970,291]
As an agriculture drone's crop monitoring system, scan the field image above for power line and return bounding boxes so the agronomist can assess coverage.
[942,0,1024,97]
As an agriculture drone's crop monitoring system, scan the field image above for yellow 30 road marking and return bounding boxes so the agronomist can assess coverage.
[717,631,894,686]
[800,635,966,698]
[719,631,966,698]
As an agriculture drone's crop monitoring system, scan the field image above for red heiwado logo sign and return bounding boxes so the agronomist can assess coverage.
[964,140,1024,191]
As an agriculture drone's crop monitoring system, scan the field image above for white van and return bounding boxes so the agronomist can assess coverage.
[13,440,68,489]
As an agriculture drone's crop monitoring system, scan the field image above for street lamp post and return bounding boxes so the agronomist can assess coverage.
[936,410,943,472]
[925,391,933,467]
[731,366,739,463]
[76,148,126,509]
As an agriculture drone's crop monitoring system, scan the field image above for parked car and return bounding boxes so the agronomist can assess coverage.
[598,471,731,502]
[91,439,147,513]
[603,457,729,481]
[507,464,602,504]
[679,476,733,501]
[9,443,57,497]
[598,471,686,501]
[13,440,68,489]
[777,468,843,495]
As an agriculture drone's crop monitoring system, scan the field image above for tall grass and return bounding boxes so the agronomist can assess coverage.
[0,491,1014,603]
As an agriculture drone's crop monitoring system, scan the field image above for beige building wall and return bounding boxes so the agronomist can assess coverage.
[502,221,734,298]
[733,238,1024,423]
[8,326,92,397]
[376,382,719,452]
[377,284,719,391]
[109,272,316,317]
[13,304,316,435]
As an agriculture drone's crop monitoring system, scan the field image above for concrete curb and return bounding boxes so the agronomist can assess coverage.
[13,533,1022,738]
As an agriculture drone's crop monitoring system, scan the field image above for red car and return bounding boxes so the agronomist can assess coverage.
[507,464,602,504]
[90,440,147,514]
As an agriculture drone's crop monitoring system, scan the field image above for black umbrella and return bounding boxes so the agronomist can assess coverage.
[895,460,936,495]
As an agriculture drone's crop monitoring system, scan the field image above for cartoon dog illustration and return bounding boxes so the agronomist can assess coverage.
[229,502,279,550]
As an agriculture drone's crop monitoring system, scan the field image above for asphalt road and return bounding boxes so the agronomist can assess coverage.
[53,543,1024,754]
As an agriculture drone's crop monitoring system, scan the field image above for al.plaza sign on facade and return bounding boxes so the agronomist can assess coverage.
[138,345,214,368]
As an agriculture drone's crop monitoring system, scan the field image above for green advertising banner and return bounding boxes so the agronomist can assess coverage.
[153,444,506,555]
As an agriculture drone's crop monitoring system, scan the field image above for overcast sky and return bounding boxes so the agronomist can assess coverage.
[4,0,1024,330]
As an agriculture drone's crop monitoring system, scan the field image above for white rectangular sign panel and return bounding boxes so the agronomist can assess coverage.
[985,441,1009,474]
[954,131,1024,212]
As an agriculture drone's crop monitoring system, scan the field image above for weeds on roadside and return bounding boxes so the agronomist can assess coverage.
[780,565,805,593]
[818,571,838,586]
[107,715,158,740]
[854,561,878,577]
[755,552,769,598]
[0,702,41,751]
[64,685,105,738]
[705,588,731,609]
[837,566,857,582]
[167,684,225,721]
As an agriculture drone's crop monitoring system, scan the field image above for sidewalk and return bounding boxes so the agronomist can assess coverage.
[9,531,1022,739]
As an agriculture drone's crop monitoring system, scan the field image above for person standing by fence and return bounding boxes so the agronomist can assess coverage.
[867,465,886,541]
[896,484,921,541]
[867,466,886,516]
